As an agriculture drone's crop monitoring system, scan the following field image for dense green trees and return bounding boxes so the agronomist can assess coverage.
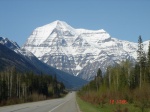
[0,68,65,105]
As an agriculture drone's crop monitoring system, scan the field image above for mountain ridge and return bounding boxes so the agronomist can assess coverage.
[0,37,87,89]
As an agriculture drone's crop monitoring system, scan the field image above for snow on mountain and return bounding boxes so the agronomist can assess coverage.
[23,20,149,81]
[0,37,36,60]
[0,37,20,50]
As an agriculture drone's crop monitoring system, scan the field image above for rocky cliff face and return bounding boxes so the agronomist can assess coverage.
[23,20,149,81]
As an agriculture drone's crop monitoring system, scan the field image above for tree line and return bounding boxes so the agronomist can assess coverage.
[0,67,65,106]
[78,36,150,112]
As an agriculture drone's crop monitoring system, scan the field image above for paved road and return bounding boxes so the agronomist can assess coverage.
[0,92,80,112]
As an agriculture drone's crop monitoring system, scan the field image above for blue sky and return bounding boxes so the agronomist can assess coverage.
[0,0,150,46]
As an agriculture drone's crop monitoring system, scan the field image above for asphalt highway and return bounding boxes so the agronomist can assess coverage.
[0,92,80,112]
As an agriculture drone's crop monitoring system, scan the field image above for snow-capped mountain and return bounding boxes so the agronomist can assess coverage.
[23,20,149,81]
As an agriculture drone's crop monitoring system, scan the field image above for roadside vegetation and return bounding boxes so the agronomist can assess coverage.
[0,67,66,106]
[77,94,145,112]
[78,36,150,112]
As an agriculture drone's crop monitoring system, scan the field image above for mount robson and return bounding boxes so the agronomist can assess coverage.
[23,20,149,81]
[0,20,149,90]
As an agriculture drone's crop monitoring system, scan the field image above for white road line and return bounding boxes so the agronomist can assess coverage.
[48,100,70,112]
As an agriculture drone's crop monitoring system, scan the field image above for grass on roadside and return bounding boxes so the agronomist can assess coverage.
[76,94,150,112]
[76,95,100,112]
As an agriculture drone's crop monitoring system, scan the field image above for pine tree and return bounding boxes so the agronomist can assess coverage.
[147,41,150,83]
[137,36,144,64]
[95,68,103,91]
[148,41,150,67]
[137,36,146,88]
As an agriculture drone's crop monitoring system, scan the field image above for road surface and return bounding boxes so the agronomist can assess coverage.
[0,92,80,112]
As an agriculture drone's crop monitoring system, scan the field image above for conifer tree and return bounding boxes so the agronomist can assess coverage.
[148,41,150,67]
[147,41,150,83]
[137,36,146,88]
[95,68,103,91]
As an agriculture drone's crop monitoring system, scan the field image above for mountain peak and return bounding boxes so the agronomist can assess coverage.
[53,20,66,25]
[51,20,75,32]
[0,37,20,50]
